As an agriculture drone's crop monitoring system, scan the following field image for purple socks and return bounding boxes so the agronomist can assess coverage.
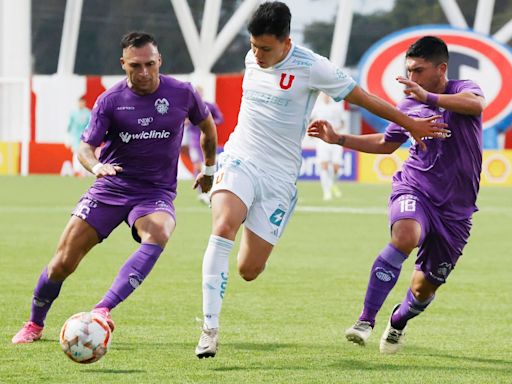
[30,268,63,327]
[391,288,434,330]
[95,243,163,310]
[359,244,408,327]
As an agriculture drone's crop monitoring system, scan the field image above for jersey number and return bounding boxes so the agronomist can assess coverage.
[399,199,416,213]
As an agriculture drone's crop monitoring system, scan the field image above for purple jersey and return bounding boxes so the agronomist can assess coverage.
[385,80,484,220]
[81,75,210,204]
[187,101,224,150]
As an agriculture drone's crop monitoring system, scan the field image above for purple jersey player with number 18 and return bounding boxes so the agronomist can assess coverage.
[12,32,217,344]
[308,36,484,354]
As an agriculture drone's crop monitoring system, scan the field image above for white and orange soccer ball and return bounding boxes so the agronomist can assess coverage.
[59,312,112,364]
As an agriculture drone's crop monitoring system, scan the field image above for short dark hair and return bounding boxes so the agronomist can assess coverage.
[248,1,291,40]
[121,31,158,49]
[406,36,449,65]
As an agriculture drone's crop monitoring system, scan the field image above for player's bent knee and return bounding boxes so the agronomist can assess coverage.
[238,264,264,281]
[147,230,171,247]
[391,233,417,253]
[410,282,437,302]
[212,222,238,240]
[47,261,76,281]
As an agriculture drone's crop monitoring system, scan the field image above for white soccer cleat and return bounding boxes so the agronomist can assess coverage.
[331,185,342,198]
[380,304,406,354]
[323,190,333,201]
[195,326,219,359]
[198,193,211,206]
[345,320,373,346]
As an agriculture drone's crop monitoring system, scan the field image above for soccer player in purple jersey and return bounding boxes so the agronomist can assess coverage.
[182,86,224,204]
[308,36,485,354]
[12,32,217,344]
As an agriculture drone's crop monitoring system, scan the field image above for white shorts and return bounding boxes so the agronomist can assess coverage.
[316,139,343,165]
[211,153,297,245]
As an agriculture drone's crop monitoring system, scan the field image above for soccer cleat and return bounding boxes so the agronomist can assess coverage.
[380,304,406,354]
[91,307,116,332]
[195,326,219,358]
[12,321,44,344]
[331,185,342,198]
[323,190,333,201]
[198,193,211,206]
[345,320,373,346]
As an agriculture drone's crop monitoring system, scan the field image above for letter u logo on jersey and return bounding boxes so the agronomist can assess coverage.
[279,73,295,90]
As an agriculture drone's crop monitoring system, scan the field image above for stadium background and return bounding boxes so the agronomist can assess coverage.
[1,2,511,383]
[1,0,511,185]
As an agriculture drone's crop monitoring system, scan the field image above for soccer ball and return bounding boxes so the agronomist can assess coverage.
[59,312,112,364]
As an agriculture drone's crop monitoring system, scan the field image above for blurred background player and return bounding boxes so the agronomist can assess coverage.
[195,2,447,359]
[182,86,224,204]
[308,36,484,354]
[310,92,348,200]
[66,97,91,176]
[12,31,217,344]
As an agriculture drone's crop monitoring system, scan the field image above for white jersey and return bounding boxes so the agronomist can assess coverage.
[311,100,349,135]
[223,44,356,183]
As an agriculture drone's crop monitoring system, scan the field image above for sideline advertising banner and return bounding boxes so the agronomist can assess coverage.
[359,149,512,186]
[0,142,20,175]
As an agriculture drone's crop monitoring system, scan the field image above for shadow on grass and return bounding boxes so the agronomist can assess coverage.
[327,344,512,375]
[229,342,296,351]
[202,342,512,376]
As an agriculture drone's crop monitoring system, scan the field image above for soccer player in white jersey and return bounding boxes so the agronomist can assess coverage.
[310,92,349,200]
[195,1,447,358]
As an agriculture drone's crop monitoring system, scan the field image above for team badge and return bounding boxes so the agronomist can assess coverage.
[279,73,295,90]
[436,262,453,279]
[154,98,170,115]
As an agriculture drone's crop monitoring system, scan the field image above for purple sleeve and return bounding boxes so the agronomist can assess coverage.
[384,99,412,143]
[81,95,111,146]
[206,102,224,125]
[454,80,484,98]
[188,85,210,126]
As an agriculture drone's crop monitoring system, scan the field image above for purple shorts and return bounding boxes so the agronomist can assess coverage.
[388,193,472,286]
[72,192,176,242]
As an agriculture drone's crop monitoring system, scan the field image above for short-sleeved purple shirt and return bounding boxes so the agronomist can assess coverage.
[385,79,484,220]
[81,75,210,205]
[187,101,223,152]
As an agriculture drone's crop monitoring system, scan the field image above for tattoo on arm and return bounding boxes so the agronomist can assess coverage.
[337,135,346,146]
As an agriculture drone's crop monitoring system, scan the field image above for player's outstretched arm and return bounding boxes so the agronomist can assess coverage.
[77,141,122,178]
[194,114,218,193]
[396,76,485,116]
[307,120,400,154]
[345,85,448,150]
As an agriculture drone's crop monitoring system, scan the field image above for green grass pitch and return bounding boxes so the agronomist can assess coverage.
[1,176,511,383]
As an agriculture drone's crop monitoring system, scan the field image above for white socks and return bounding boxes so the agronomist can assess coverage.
[202,235,233,329]
[320,168,333,199]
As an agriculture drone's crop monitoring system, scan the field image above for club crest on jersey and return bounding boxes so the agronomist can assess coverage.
[154,98,170,115]
[279,73,295,90]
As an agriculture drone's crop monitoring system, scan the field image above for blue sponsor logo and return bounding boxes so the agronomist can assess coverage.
[299,149,357,181]
[269,208,286,226]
